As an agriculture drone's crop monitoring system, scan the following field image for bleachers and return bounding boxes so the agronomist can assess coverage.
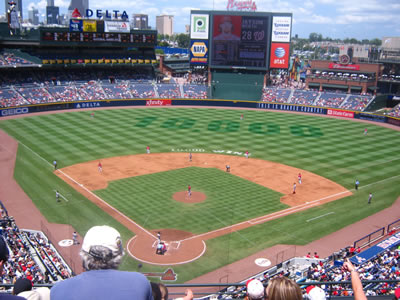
[315,92,346,108]
[16,87,55,105]
[157,84,181,98]
[0,89,29,107]
[291,90,319,105]
[261,87,291,103]
[387,103,400,118]
[182,84,207,99]
[341,95,373,111]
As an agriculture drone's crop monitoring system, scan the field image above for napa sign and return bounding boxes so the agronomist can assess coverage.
[85,9,129,20]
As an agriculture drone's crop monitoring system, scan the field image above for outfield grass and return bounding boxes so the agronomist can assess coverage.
[1,107,400,282]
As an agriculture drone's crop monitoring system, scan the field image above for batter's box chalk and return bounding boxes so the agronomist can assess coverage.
[170,241,180,250]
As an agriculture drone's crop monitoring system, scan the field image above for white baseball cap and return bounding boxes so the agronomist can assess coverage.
[82,225,123,254]
[247,279,265,299]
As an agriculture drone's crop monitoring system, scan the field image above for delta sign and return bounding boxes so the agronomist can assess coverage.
[190,40,208,64]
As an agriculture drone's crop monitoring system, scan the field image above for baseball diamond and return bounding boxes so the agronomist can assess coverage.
[0,106,399,283]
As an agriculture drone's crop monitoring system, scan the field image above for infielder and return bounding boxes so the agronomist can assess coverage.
[146,146,150,154]
[56,190,60,202]
[188,185,192,197]
[189,153,192,162]
[226,164,230,172]
[53,160,57,170]
[245,151,249,159]
[293,183,296,194]
[98,161,102,173]
[368,193,372,204]
[298,173,302,184]
[73,231,79,245]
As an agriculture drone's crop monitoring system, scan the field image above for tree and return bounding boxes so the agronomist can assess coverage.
[176,33,190,48]
[370,38,382,46]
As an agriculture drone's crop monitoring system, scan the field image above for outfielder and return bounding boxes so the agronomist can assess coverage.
[355,179,359,190]
[56,190,60,202]
[98,162,102,173]
[368,193,372,204]
[53,160,57,170]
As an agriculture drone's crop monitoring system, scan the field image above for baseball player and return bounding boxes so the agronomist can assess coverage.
[73,231,79,245]
[293,183,296,194]
[188,184,192,197]
[245,151,249,159]
[146,146,150,154]
[56,190,60,202]
[355,179,359,190]
[53,160,57,170]
[157,231,161,242]
[90,112,94,118]
[98,161,102,173]
[298,173,302,184]
[368,193,372,204]
[226,164,230,172]
[364,128,368,135]
[189,153,192,162]
[240,114,244,120]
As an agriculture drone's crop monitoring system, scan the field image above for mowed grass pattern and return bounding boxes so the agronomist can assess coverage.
[1,107,400,281]
[95,167,285,234]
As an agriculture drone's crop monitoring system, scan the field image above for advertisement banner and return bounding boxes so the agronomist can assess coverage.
[328,63,360,71]
[146,100,172,106]
[1,107,29,117]
[327,109,354,118]
[105,21,130,33]
[190,40,209,65]
[387,117,400,127]
[269,43,290,69]
[271,16,291,42]
[257,103,326,114]
[190,14,209,39]
[69,19,83,32]
[83,20,97,32]
[351,232,400,265]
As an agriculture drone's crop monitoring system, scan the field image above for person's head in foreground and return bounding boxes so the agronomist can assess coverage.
[80,225,124,270]
[246,279,265,300]
[266,277,302,300]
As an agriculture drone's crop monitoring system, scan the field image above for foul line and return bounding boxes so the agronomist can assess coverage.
[306,212,335,222]
[53,189,69,202]
[18,141,156,240]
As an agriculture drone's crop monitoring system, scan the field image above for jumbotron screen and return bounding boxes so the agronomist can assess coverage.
[211,15,269,68]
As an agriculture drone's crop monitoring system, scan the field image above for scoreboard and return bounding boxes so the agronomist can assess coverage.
[190,10,292,70]
[211,15,269,68]
[40,30,157,46]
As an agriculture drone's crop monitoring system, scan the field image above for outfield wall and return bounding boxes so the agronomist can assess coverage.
[1,99,399,127]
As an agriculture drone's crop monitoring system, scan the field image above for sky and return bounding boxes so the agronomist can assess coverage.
[2,0,400,40]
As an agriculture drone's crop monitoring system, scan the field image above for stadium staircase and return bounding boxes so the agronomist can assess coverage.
[313,92,322,106]
[288,89,295,104]
[339,94,352,108]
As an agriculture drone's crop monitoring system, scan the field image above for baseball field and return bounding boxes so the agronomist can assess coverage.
[0,106,399,283]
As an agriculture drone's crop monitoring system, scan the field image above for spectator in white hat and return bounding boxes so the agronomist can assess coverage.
[246,279,265,300]
[51,225,153,300]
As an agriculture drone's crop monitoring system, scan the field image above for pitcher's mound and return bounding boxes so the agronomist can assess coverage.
[173,191,207,203]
